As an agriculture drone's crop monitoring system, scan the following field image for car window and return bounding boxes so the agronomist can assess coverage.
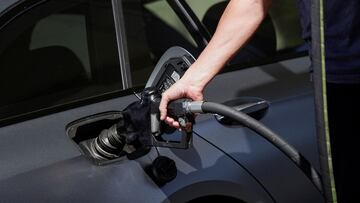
[0,0,122,123]
[122,0,306,87]
[185,0,306,66]
[121,0,199,86]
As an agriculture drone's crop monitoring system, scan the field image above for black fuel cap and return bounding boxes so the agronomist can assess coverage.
[147,156,177,186]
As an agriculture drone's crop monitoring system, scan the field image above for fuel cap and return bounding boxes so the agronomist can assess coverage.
[147,156,177,186]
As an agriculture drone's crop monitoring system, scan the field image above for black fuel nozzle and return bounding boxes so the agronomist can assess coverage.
[90,88,196,160]
[166,99,194,132]
[139,87,195,149]
[149,99,195,149]
[167,99,189,118]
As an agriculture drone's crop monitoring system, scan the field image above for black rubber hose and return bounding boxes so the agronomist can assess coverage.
[201,101,323,193]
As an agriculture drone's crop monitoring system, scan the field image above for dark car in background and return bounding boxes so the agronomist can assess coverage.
[0,0,323,202]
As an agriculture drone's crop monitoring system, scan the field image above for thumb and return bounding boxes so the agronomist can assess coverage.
[187,90,204,102]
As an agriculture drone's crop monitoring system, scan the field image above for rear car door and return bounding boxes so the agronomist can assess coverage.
[0,0,161,201]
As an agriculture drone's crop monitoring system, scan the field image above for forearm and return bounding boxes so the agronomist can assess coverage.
[183,0,272,89]
[159,0,272,123]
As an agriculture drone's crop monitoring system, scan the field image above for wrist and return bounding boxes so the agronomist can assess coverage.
[180,70,206,93]
[182,62,214,89]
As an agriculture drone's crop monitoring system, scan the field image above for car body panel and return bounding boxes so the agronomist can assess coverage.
[0,57,323,202]
[195,94,322,202]
[0,0,324,202]
[0,95,136,180]
[0,94,273,202]
[204,56,313,103]
[195,56,323,202]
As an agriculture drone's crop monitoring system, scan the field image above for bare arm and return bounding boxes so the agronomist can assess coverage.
[160,0,272,127]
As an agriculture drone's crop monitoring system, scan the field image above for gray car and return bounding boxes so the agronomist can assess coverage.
[0,0,323,202]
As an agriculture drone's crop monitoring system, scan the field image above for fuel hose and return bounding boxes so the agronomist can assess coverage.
[183,101,323,193]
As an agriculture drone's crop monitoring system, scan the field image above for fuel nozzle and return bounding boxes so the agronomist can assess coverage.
[136,87,195,149]
[90,114,137,160]
[92,124,125,159]
[166,99,195,133]
[90,88,197,160]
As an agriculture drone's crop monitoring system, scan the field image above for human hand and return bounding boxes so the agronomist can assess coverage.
[159,76,204,128]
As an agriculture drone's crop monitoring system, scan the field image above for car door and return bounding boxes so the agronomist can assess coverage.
[0,0,275,202]
[0,0,162,201]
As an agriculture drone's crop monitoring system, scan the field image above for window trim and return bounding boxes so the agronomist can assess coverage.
[0,0,47,31]
[0,87,142,128]
[167,0,211,50]
[112,0,132,89]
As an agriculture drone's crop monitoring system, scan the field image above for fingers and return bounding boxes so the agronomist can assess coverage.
[159,85,183,128]
[160,93,181,128]
[159,84,184,120]
[165,116,180,128]
[159,78,204,128]
[159,93,169,120]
